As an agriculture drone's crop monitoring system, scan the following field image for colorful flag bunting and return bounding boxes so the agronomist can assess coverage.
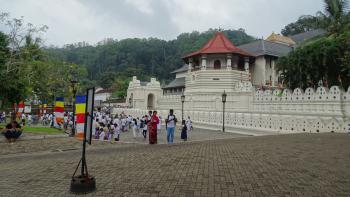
[75,95,86,140]
[55,97,64,124]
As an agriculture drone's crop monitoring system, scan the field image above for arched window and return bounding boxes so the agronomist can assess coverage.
[214,60,221,69]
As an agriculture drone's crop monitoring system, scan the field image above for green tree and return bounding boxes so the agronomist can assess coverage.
[277,30,350,89]
[281,15,325,36]
[46,28,255,97]
[319,0,349,34]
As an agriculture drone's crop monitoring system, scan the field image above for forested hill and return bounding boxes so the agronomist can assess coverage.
[46,29,255,89]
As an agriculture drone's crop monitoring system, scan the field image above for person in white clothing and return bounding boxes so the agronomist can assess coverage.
[157,116,162,133]
[114,123,120,141]
[132,118,138,137]
[186,116,193,131]
[27,114,32,126]
[99,128,105,141]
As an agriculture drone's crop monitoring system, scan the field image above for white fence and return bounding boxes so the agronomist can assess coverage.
[113,86,350,135]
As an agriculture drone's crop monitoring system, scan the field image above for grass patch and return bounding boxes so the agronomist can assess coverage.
[23,126,64,135]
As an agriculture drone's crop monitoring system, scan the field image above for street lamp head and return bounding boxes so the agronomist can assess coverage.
[181,93,185,103]
[222,90,227,103]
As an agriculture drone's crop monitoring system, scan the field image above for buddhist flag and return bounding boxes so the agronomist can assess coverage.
[75,95,86,140]
[55,97,64,123]
[18,102,24,113]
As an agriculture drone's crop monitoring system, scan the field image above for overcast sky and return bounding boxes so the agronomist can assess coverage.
[0,0,325,46]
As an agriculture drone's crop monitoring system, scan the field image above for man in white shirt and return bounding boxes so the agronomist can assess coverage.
[165,109,177,144]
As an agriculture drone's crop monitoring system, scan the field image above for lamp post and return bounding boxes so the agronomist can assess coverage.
[222,90,227,132]
[70,71,78,137]
[181,93,185,120]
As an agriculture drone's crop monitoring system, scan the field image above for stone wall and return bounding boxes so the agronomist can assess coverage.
[113,86,350,135]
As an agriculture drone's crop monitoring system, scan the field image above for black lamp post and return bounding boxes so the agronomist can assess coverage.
[181,93,185,120]
[222,90,227,132]
[70,71,78,137]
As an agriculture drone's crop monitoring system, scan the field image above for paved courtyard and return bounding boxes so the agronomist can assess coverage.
[0,131,350,197]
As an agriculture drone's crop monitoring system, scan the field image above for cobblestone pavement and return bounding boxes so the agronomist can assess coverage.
[1,133,350,197]
[0,128,247,155]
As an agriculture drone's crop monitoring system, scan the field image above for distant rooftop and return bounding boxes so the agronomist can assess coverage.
[289,29,326,44]
[95,88,112,94]
[171,65,188,74]
[238,40,293,57]
[163,77,186,89]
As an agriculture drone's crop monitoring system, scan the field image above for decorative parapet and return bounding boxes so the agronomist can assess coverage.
[234,81,253,92]
[113,108,350,134]
[254,86,350,102]
[128,76,141,88]
[147,77,161,88]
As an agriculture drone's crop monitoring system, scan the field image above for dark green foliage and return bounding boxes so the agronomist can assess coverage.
[277,30,350,89]
[281,15,326,36]
[278,0,350,89]
[46,29,255,97]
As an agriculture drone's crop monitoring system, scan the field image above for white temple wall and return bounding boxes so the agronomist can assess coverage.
[114,85,350,135]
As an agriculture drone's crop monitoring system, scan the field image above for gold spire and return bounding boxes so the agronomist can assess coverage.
[266,32,296,46]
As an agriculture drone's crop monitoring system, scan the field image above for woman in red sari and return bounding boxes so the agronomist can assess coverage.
[149,111,159,144]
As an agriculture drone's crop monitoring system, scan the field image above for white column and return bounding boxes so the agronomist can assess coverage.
[226,54,232,70]
[271,59,276,87]
[244,57,249,72]
[188,58,193,73]
[201,55,207,70]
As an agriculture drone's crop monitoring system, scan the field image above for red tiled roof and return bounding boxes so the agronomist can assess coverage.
[183,32,252,60]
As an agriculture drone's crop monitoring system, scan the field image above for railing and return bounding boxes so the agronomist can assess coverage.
[191,67,246,72]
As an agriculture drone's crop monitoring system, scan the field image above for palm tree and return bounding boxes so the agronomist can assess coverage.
[318,0,349,34]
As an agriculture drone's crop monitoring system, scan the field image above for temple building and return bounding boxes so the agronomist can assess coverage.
[126,30,327,111]
[120,30,349,135]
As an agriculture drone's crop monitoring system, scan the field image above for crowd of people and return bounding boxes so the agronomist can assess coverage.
[92,108,193,144]
[1,108,194,145]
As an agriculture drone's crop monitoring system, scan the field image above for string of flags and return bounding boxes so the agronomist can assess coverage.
[12,96,87,139]
[55,97,65,124]
[75,96,86,140]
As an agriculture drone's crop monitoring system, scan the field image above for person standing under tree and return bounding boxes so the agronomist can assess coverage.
[149,111,159,144]
[165,109,177,144]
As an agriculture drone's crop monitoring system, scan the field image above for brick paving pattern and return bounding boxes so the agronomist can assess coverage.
[0,133,350,196]
[0,128,247,155]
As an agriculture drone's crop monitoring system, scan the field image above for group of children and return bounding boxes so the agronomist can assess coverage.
[91,109,194,143]
[93,112,134,141]
[92,112,157,142]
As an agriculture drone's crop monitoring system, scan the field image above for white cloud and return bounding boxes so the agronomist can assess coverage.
[125,0,154,15]
[0,0,325,46]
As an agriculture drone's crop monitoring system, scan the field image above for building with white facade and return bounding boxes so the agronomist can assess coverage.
[117,31,349,135]
[94,88,112,106]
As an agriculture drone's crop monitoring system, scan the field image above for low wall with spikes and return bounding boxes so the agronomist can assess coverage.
[113,86,350,135]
